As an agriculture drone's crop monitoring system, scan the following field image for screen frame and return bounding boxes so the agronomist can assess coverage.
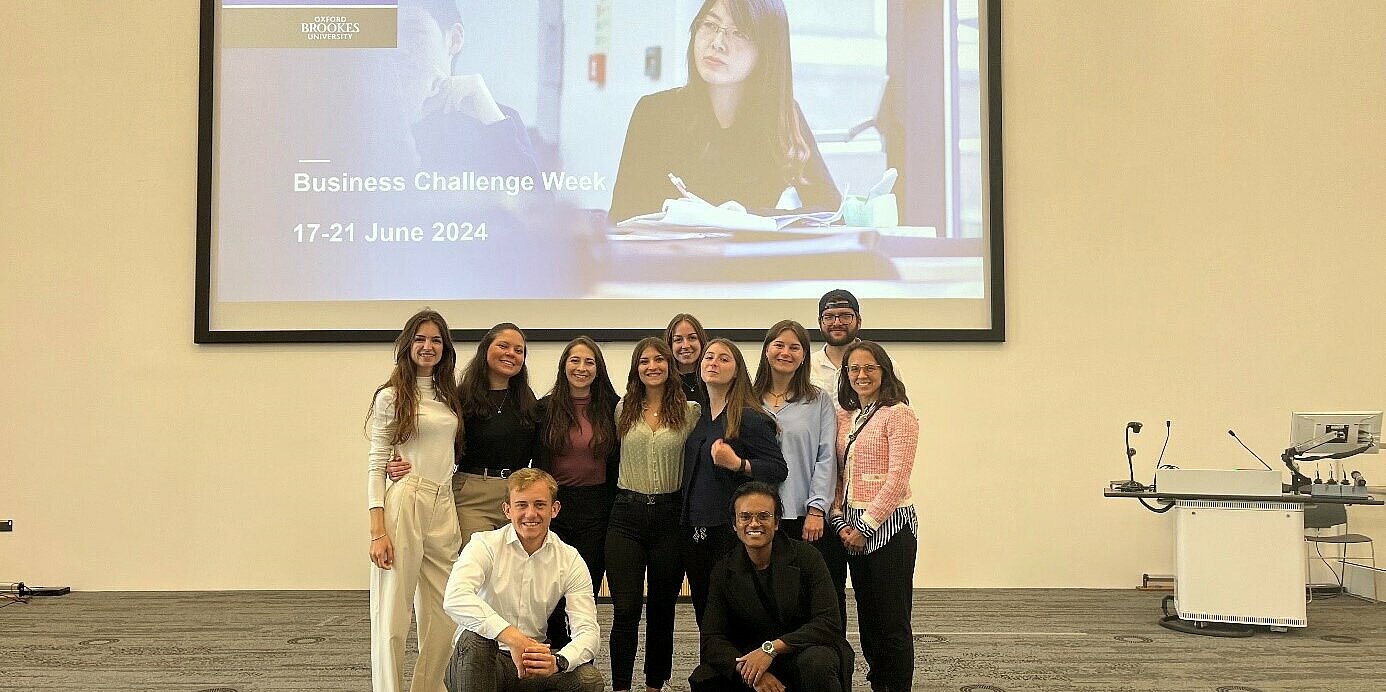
[194,0,1006,344]
[1290,411,1383,456]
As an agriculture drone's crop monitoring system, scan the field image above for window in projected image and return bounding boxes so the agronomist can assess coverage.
[197,0,1003,341]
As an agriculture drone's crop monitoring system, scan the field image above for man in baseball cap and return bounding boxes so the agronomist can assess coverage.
[811,289,862,395]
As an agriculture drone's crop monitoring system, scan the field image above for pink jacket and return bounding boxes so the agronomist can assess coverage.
[835,403,919,532]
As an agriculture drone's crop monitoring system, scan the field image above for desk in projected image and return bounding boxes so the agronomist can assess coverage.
[599,226,984,297]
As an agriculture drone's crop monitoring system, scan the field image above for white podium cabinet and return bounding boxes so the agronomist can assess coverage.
[1174,500,1307,628]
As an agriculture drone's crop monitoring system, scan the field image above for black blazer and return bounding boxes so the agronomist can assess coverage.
[691,534,853,688]
[682,406,787,526]
[533,394,621,490]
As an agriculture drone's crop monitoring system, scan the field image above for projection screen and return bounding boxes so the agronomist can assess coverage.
[196,0,1004,342]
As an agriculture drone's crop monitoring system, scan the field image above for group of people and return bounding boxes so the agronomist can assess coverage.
[365,289,920,692]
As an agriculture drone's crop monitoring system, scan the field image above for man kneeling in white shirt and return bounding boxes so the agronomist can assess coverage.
[443,468,604,691]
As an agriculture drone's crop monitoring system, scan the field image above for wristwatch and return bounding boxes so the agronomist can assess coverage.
[555,653,570,673]
[761,640,778,657]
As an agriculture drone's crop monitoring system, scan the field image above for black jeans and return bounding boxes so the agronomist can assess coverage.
[681,523,738,626]
[846,529,917,691]
[546,484,613,650]
[778,517,849,632]
[604,491,685,690]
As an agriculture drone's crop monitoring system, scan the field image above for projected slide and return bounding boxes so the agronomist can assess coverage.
[199,0,1003,340]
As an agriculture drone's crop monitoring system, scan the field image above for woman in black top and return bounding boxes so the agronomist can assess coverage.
[452,322,539,550]
[608,0,840,222]
[681,337,787,624]
[536,336,620,650]
[664,313,710,408]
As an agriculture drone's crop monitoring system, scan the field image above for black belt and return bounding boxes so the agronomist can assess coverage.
[620,489,681,505]
[461,466,518,479]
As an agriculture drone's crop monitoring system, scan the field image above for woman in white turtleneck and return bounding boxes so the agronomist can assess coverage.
[366,309,465,692]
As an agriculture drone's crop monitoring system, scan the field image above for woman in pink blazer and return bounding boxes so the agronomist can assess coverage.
[828,340,918,692]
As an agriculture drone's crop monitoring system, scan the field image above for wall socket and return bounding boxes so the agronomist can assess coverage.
[0,520,12,532]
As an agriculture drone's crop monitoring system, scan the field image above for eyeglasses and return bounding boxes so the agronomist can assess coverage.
[735,511,775,524]
[696,19,751,46]
[820,312,857,325]
[845,364,880,375]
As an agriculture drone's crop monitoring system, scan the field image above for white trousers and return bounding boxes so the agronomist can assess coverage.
[371,475,462,692]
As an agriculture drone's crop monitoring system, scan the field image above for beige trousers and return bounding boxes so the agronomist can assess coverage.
[451,472,510,552]
[371,475,462,692]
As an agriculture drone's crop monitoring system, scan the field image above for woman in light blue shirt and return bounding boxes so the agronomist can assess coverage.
[751,319,846,628]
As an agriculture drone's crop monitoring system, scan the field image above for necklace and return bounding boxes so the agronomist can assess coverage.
[766,389,791,407]
[493,389,509,414]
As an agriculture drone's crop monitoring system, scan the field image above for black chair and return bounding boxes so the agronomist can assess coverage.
[1304,503,1376,603]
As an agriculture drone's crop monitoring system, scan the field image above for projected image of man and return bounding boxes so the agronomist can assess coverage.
[394,0,540,178]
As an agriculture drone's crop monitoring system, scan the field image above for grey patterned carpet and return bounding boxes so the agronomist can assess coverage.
[1,589,1382,691]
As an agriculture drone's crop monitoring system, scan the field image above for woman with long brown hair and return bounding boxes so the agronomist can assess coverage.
[608,0,840,222]
[536,336,620,651]
[366,309,464,692]
[386,322,541,549]
[663,313,710,407]
[605,338,701,692]
[752,319,846,627]
[681,337,786,624]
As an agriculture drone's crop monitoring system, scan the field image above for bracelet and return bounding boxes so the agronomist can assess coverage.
[370,534,387,542]
[739,458,749,475]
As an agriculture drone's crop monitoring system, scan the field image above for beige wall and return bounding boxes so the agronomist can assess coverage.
[3,1,1384,590]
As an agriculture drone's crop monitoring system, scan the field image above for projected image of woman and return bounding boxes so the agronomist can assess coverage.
[606,338,700,692]
[366,309,465,692]
[535,337,621,651]
[829,341,919,692]
[663,313,710,407]
[608,0,841,222]
[681,338,787,624]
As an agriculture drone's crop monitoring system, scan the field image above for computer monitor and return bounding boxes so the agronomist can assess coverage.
[1289,411,1383,457]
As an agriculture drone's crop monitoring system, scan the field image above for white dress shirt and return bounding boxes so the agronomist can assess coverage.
[443,524,599,667]
[811,344,844,399]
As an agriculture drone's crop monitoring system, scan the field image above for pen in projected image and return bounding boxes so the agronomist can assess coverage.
[667,172,709,205]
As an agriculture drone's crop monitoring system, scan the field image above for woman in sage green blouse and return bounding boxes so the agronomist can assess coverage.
[604,337,701,692]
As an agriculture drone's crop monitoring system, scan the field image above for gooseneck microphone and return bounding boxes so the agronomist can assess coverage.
[1227,429,1274,471]
[1156,420,1171,468]
[1118,421,1146,492]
